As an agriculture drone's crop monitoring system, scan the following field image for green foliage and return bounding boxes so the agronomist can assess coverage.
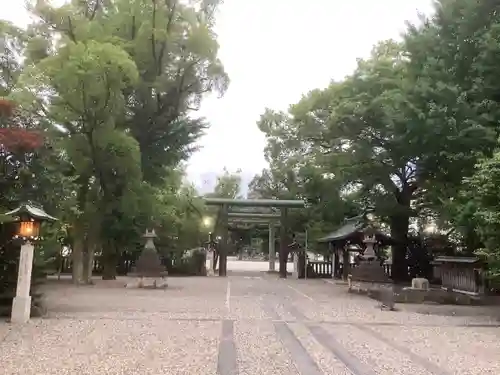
[249,0,500,281]
[0,0,228,283]
[169,248,207,276]
[206,168,243,199]
[462,152,500,281]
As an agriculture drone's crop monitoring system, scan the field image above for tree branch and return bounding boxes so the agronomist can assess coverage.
[66,17,77,42]
[89,0,100,20]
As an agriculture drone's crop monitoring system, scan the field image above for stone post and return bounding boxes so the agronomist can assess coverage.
[279,208,289,278]
[219,204,229,277]
[331,249,335,279]
[207,244,214,275]
[11,241,35,324]
[268,224,275,271]
[292,252,298,278]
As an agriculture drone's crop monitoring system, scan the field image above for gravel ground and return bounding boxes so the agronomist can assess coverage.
[323,324,435,375]
[1,272,499,375]
[367,325,500,375]
[235,321,299,375]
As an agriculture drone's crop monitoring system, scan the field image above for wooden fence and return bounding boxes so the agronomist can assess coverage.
[308,261,394,279]
[59,256,139,276]
[56,251,204,276]
[307,261,333,278]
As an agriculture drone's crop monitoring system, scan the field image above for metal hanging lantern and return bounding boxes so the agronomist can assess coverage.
[2,203,57,240]
[18,218,40,238]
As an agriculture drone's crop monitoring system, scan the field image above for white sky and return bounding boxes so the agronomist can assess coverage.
[1,0,435,192]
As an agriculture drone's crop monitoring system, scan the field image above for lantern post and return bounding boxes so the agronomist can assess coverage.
[2,203,57,324]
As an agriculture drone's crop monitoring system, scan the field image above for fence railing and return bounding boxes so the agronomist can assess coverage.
[58,256,140,276]
[56,251,205,276]
[308,261,332,278]
[307,261,394,279]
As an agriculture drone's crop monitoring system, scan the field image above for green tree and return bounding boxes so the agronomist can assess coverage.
[206,168,243,199]
[70,0,230,185]
[252,37,495,281]
[462,152,500,282]
[403,0,500,250]
[12,0,228,281]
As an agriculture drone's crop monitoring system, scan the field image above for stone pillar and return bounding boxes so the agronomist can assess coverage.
[279,208,288,278]
[207,248,215,276]
[268,224,275,271]
[11,241,35,324]
[292,252,298,278]
[208,248,214,271]
[219,204,228,277]
[331,248,335,279]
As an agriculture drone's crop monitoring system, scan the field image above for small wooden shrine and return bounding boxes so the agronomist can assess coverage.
[432,256,484,295]
[317,213,393,282]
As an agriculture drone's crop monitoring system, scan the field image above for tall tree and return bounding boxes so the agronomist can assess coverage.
[13,0,228,281]
[403,0,500,247]
[57,0,229,185]
[253,38,495,281]
[206,168,243,199]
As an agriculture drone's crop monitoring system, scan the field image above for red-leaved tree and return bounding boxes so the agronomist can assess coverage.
[0,98,44,207]
[0,98,43,151]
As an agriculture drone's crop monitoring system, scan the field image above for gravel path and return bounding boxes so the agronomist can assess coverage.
[1,272,499,374]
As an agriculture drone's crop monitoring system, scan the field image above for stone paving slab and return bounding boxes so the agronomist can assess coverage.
[287,322,353,375]
[323,324,436,375]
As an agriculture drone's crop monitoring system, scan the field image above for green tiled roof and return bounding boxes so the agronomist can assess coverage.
[317,215,391,243]
[3,203,57,222]
[317,215,365,243]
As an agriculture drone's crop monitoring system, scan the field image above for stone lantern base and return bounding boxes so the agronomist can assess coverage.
[125,276,168,289]
[350,259,392,284]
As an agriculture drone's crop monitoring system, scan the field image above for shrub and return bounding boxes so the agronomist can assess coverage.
[167,248,206,276]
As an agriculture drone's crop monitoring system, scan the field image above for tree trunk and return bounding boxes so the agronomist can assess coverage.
[83,215,100,284]
[82,235,90,284]
[334,249,340,278]
[390,213,411,283]
[101,241,117,280]
[82,240,96,284]
[71,222,84,285]
[342,248,350,281]
[279,247,290,278]
[213,250,219,271]
[219,248,227,276]
[85,249,95,283]
[102,256,117,280]
[57,247,63,281]
[389,184,413,283]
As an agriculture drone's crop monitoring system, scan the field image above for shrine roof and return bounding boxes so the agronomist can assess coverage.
[317,215,391,243]
[2,203,57,222]
[433,256,480,264]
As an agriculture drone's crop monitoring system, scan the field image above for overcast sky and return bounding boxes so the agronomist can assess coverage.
[1,0,434,193]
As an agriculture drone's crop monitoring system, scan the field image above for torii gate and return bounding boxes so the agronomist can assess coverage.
[203,198,305,278]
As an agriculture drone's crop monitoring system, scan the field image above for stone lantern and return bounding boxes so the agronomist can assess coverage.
[362,232,377,260]
[2,203,57,323]
[349,217,391,284]
[126,229,168,289]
